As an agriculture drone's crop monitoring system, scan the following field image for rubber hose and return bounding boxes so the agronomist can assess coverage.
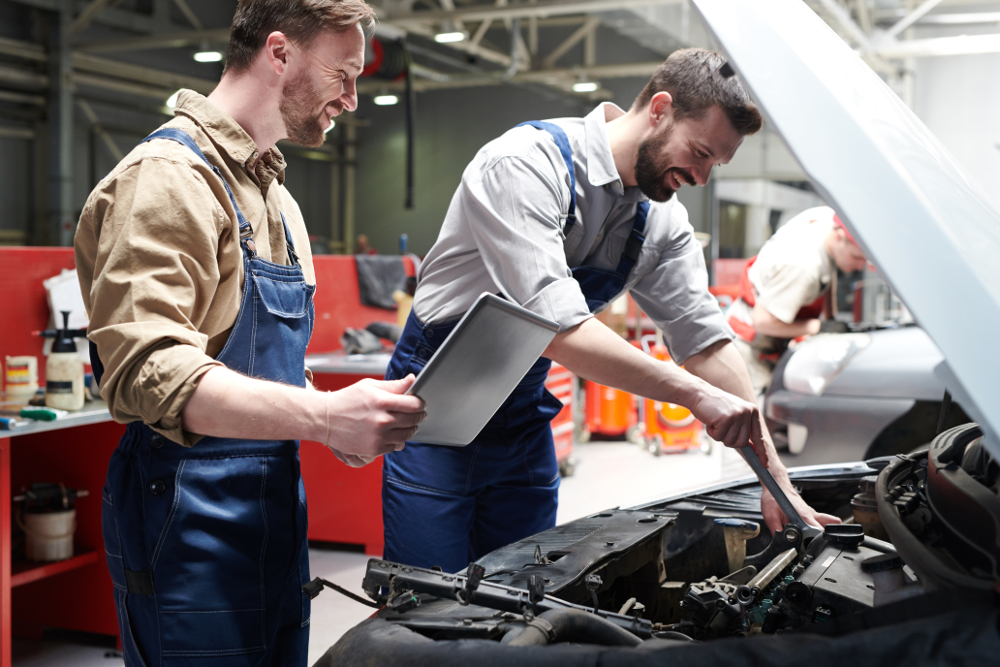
[505,609,643,648]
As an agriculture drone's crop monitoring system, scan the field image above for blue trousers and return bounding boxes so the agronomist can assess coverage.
[102,423,310,666]
[382,312,562,574]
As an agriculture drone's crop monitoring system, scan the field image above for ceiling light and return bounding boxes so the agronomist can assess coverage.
[374,94,399,106]
[326,120,336,133]
[434,31,467,43]
[165,90,181,108]
[193,50,223,63]
[572,81,599,93]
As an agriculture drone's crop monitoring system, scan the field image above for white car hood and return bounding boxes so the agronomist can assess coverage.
[692,0,1000,457]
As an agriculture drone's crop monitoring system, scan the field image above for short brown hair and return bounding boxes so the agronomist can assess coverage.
[225,0,377,74]
[632,48,762,136]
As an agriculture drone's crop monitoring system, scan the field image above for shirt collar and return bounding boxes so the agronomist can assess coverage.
[174,89,286,186]
[584,102,648,203]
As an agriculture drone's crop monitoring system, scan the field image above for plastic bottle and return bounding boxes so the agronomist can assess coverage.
[45,311,85,411]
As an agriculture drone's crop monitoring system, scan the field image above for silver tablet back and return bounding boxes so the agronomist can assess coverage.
[407,294,560,446]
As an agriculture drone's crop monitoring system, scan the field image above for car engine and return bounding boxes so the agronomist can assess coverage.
[316,423,1000,666]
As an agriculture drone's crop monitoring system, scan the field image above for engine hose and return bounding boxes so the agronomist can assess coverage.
[505,609,643,648]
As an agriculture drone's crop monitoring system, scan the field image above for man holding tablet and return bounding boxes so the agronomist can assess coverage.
[384,48,840,574]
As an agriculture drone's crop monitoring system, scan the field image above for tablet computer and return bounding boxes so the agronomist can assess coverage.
[406,293,560,446]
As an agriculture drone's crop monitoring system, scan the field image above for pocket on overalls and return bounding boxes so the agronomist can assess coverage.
[254,275,311,318]
[101,487,128,592]
[104,486,152,667]
[151,456,269,658]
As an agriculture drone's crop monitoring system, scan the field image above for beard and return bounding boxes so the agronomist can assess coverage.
[634,122,692,203]
[279,71,331,148]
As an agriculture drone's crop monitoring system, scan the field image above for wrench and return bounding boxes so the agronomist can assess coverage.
[738,445,820,539]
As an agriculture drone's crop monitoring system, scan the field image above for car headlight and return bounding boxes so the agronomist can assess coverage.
[783,333,872,396]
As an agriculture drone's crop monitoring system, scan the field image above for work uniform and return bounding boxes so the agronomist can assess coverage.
[76,90,315,666]
[383,103,733,574]
[725,206,837,394]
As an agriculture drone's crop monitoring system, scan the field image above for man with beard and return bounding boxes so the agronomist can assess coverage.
[74,0,425,664]
[382,47,839,575]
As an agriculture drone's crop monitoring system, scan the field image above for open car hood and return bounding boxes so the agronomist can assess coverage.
[691,0,1000,457]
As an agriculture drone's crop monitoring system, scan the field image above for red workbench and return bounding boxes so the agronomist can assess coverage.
[0,249,577,664]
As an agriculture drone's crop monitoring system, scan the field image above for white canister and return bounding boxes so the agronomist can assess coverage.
[18,508,76,562]
[5,355,39,400]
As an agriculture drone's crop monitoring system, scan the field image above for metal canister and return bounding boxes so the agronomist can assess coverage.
[851,475,889,541]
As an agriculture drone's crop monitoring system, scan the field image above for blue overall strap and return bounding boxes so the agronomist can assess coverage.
[141,128,255,246]
[516,121,577,231]
[278,212,299,265]
[615,201,650,279]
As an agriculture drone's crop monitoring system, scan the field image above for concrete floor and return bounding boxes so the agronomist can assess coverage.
[12,437,763,666]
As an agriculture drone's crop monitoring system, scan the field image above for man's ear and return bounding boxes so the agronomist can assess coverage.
[648,91,674,129]
[263,31,292,76]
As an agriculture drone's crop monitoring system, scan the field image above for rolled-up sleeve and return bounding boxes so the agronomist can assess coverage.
[629,208,734,364]
[461,153,592,331]
[75,156,228,446]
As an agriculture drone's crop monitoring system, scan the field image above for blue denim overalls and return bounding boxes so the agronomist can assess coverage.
[382,121,649,573]
[98,129,315,666]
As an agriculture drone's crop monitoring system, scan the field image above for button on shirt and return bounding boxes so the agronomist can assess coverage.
[75,89,315,446]
[414,102,732,363]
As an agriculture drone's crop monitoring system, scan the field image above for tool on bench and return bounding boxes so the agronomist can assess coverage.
[0,406,65,422]
[738,444,820,540]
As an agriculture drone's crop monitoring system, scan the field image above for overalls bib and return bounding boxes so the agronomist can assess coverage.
[99,129,315,666]
[382,121,648,573]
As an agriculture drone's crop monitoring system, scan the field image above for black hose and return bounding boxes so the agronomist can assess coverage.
[505,609,643,647]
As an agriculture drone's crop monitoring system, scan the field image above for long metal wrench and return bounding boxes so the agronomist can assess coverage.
[738,445,820,539]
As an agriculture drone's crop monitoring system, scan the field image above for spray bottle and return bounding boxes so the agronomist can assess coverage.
[41,311,87,411]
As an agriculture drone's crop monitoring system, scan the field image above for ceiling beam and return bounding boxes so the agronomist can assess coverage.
[384,0,685,24]
[359,59,660,93]
[75,28,231,53]
[540,15,600,69]
[918,12,1000,25]
[884,0,944,40]
[172,0,204,31]
[877,33,1000,58]
[813,0,892,72]
[70,0,116,36]
[11,0,157,34]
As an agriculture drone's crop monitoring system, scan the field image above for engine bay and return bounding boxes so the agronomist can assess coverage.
[318,424,1000,665]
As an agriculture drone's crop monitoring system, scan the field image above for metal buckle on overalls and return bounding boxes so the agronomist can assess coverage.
[239,226,257,255]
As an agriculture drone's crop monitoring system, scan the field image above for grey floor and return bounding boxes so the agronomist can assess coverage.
[12,437,769,666]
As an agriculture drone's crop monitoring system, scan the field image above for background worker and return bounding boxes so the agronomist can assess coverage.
[382,48,840,575]
[74,0,425,664]
[726,206,869,396]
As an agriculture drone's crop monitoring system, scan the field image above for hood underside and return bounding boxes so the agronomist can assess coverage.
[691,0,1000,457]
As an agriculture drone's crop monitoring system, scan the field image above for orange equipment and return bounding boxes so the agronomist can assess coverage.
[545,362,576,476]
[633,336,710,456]
[581,380,638,442]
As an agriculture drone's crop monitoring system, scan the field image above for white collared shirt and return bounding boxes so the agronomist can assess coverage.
[413,102,733,364]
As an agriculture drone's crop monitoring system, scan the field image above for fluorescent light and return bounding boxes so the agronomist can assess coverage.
[165,90,181,108]
[193,50,223,63]
[572,81,599,93]
[373,94,399,106]
[434,31,467,43]
[325,120,336,133]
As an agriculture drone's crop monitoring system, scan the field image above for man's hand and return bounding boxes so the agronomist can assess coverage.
[689,387,767,467]
[327,448,377,469]
[324,375,427,462]
[760,483,841,534]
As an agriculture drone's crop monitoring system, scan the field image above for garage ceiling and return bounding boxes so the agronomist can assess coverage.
[3,0,999,108]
